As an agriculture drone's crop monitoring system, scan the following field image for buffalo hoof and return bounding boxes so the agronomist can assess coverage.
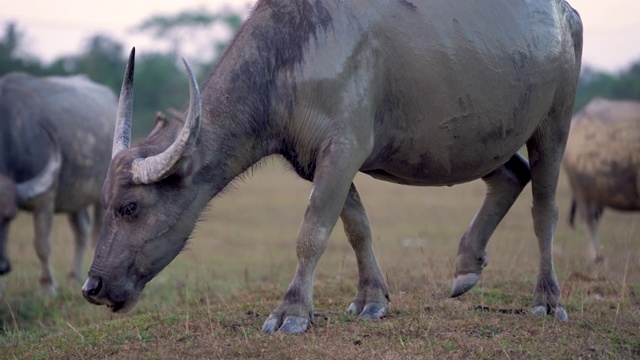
[346,302,387,319]
[39,282,57,298]
[450,273,480,298]
[0,260,11,275]
[262,314,310,334]
[532,305,568,322]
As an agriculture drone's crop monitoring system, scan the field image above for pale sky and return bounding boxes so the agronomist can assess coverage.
[2,0,639,73]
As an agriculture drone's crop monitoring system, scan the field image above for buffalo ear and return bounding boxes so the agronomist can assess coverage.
[148,108,185,140]
[147,112,170,139]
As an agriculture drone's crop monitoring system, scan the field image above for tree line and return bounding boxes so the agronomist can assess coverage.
[575,64,640,110]
[0,9,242,138]
[2,9,639,137]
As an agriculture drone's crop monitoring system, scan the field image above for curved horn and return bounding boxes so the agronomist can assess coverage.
[17,124,62,201]
[112,47,136,159]
[131,58,202,184]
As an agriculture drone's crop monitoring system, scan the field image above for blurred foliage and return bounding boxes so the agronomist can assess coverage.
[1,12,640,137]
[0,8,242,138]
[134,8,243,73]
[575,64,640,111]
[0,23,48,76]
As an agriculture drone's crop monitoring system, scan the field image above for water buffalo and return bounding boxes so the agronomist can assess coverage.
[563,98,640,263]
[0,72,116,295]
[83,0,583,333]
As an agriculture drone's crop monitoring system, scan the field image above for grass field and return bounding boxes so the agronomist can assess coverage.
[1,157,639,359]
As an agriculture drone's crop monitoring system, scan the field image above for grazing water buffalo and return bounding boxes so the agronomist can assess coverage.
[0,72,116,295]
[83,0,583,333]
[563,98,640,263]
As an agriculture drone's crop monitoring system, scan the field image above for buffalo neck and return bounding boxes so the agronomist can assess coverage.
[192,1,334,198]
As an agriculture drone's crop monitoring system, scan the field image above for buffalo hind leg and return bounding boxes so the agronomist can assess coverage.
[452,153,531,296]
[68,208,91,282]
[262,141,368,334]
[342,184,390,318]
[526,109,573,322]
[576,199,605,263]
[33,202,56,296]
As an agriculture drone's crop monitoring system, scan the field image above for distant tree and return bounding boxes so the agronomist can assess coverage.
[0,23,46,76]
[56,35,126,91]
[131,52,190,137]
[134,8,243,75]
[0,23,19,59]
[116,7,245,136]
[612,62,640,100]
[574,66,618,111]
[574,60,640,111]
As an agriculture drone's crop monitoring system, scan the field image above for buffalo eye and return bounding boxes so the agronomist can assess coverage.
[117,202,138,218]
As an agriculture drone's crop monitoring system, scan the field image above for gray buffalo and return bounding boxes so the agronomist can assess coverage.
[563,98,640,263]
[0,72,116,295]
[83,0,583,333]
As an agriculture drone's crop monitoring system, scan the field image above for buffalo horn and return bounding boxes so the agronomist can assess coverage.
[112,47,136,159]
[130,58,202,184]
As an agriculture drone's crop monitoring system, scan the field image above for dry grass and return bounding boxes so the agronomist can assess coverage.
[1,157,639,359]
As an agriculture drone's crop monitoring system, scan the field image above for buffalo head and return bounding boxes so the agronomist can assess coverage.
[82,48,203,312]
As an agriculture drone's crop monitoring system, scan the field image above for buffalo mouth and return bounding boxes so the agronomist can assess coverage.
[82,275,140,313]
[106,301,128,313]
[84,294,138,313]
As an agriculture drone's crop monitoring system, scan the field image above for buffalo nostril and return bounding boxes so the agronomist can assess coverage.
[82,275,102,297]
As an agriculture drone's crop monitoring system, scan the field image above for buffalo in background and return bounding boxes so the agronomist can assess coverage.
[563,97,640,263]
[0,72,116,295]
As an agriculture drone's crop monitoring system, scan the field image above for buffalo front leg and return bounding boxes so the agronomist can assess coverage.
[342,184,390,318]
[452,153,531,297]
[67,208,91,282]
[262,143,367,334]
[33,202,56,296]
